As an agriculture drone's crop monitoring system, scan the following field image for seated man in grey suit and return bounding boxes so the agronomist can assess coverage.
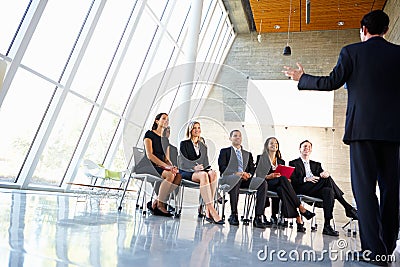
[218,130,269,228]
[289,140,358,236]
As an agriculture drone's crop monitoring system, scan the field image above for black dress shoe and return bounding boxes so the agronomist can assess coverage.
[278,219,288,228]
[228,214,239,226]
[253,215,267,229]
[261,215,272,227]
[297,222,306,233]
[345,207,358,220]
[300,210,316,220]
[322,225,339,236]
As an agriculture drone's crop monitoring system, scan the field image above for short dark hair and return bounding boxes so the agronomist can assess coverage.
[299,140,312,148]
[360,10,389,35]
[230,129,241,137]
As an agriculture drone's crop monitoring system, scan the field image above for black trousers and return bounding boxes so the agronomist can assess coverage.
[350,141,399,257]
[268,176,301,218]
[294,176,348,220]
[228,177,267,216]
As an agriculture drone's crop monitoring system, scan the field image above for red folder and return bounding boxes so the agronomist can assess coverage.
[274,164,295,179]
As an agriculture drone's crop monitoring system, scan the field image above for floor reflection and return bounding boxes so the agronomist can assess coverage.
[0,189,398,267]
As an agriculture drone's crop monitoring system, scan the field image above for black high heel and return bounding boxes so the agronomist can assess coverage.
[153,206,173,217]
[147,201,155,214]
[206,213,224,225]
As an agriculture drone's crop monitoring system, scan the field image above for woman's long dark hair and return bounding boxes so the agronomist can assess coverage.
[152,113,168,130]
[263,137,282,160]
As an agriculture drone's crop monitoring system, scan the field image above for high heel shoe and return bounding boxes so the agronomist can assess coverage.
[153,206,173,217]
[147,201,155,214]
[205,214,225,225]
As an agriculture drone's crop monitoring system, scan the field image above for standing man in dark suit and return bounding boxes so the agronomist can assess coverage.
[218,130,269,228]
[284,10,400,263]
[289,140,358,237]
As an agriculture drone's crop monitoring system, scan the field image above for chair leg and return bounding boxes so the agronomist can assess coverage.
[310,203,317,231]
[221,191,226,220]
[118,176,132,212]
[135,180,144,209]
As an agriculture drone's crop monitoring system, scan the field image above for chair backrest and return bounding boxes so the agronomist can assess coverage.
[132,147,146,172]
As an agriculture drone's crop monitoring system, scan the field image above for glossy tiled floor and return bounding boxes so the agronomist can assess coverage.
[0,188,398,267]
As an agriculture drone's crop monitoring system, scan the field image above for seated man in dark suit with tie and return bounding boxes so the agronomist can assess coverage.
[218,130,269,228]
[289,140,358,236]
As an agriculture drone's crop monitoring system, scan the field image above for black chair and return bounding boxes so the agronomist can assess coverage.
[118,147,163,214]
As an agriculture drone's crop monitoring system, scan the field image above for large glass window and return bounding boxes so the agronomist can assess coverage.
[0,0,235,189]
[69,0,139,102]
[0,1,30,56]
[0,68,55,181]
[21,0,93,81]
[31,94,92,186]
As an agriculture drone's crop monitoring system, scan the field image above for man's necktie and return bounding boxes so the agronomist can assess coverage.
[304,161,313,178]
[236,149,243,172]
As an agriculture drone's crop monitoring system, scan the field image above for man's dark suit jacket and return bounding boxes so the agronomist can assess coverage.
[218,147,255,176]
[298,37,400,144]
[289,157,324,189]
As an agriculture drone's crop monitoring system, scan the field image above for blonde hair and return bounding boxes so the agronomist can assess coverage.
[186,121,203,142]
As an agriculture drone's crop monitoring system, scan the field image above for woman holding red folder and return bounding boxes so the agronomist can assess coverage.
[256,137,315,232]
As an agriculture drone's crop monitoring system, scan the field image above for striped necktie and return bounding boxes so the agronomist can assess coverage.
[236,149,243,172]
[304,161,313,178]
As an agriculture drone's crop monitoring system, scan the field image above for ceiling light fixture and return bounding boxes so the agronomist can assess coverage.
[283,0,292,55]
[257,19,262,43]
[337,21,344,26]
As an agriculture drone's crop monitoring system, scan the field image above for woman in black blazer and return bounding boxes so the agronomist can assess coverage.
[179,121,223,224]
[256,137,315,232]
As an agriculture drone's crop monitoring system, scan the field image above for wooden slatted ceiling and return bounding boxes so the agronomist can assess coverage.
[250,0,387,33]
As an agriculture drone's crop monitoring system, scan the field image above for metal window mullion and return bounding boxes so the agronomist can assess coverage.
[135,2,171,97]
[104,1,176,170]
[64,0,148,190]
[196,0,218,56]
[19,0,107,188]
[192,12,224,95]
[204,12,227,63]
[0,0,48,109]
[98,0,144,166]
[190,15,228,117]
[157,5,190,102]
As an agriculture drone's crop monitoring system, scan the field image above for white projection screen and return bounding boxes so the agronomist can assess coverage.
[249,80,334,127]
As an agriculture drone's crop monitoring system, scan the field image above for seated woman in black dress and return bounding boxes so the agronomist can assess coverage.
[179,121,223,224]
[135,113,182,217]
[256,137,315,232]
